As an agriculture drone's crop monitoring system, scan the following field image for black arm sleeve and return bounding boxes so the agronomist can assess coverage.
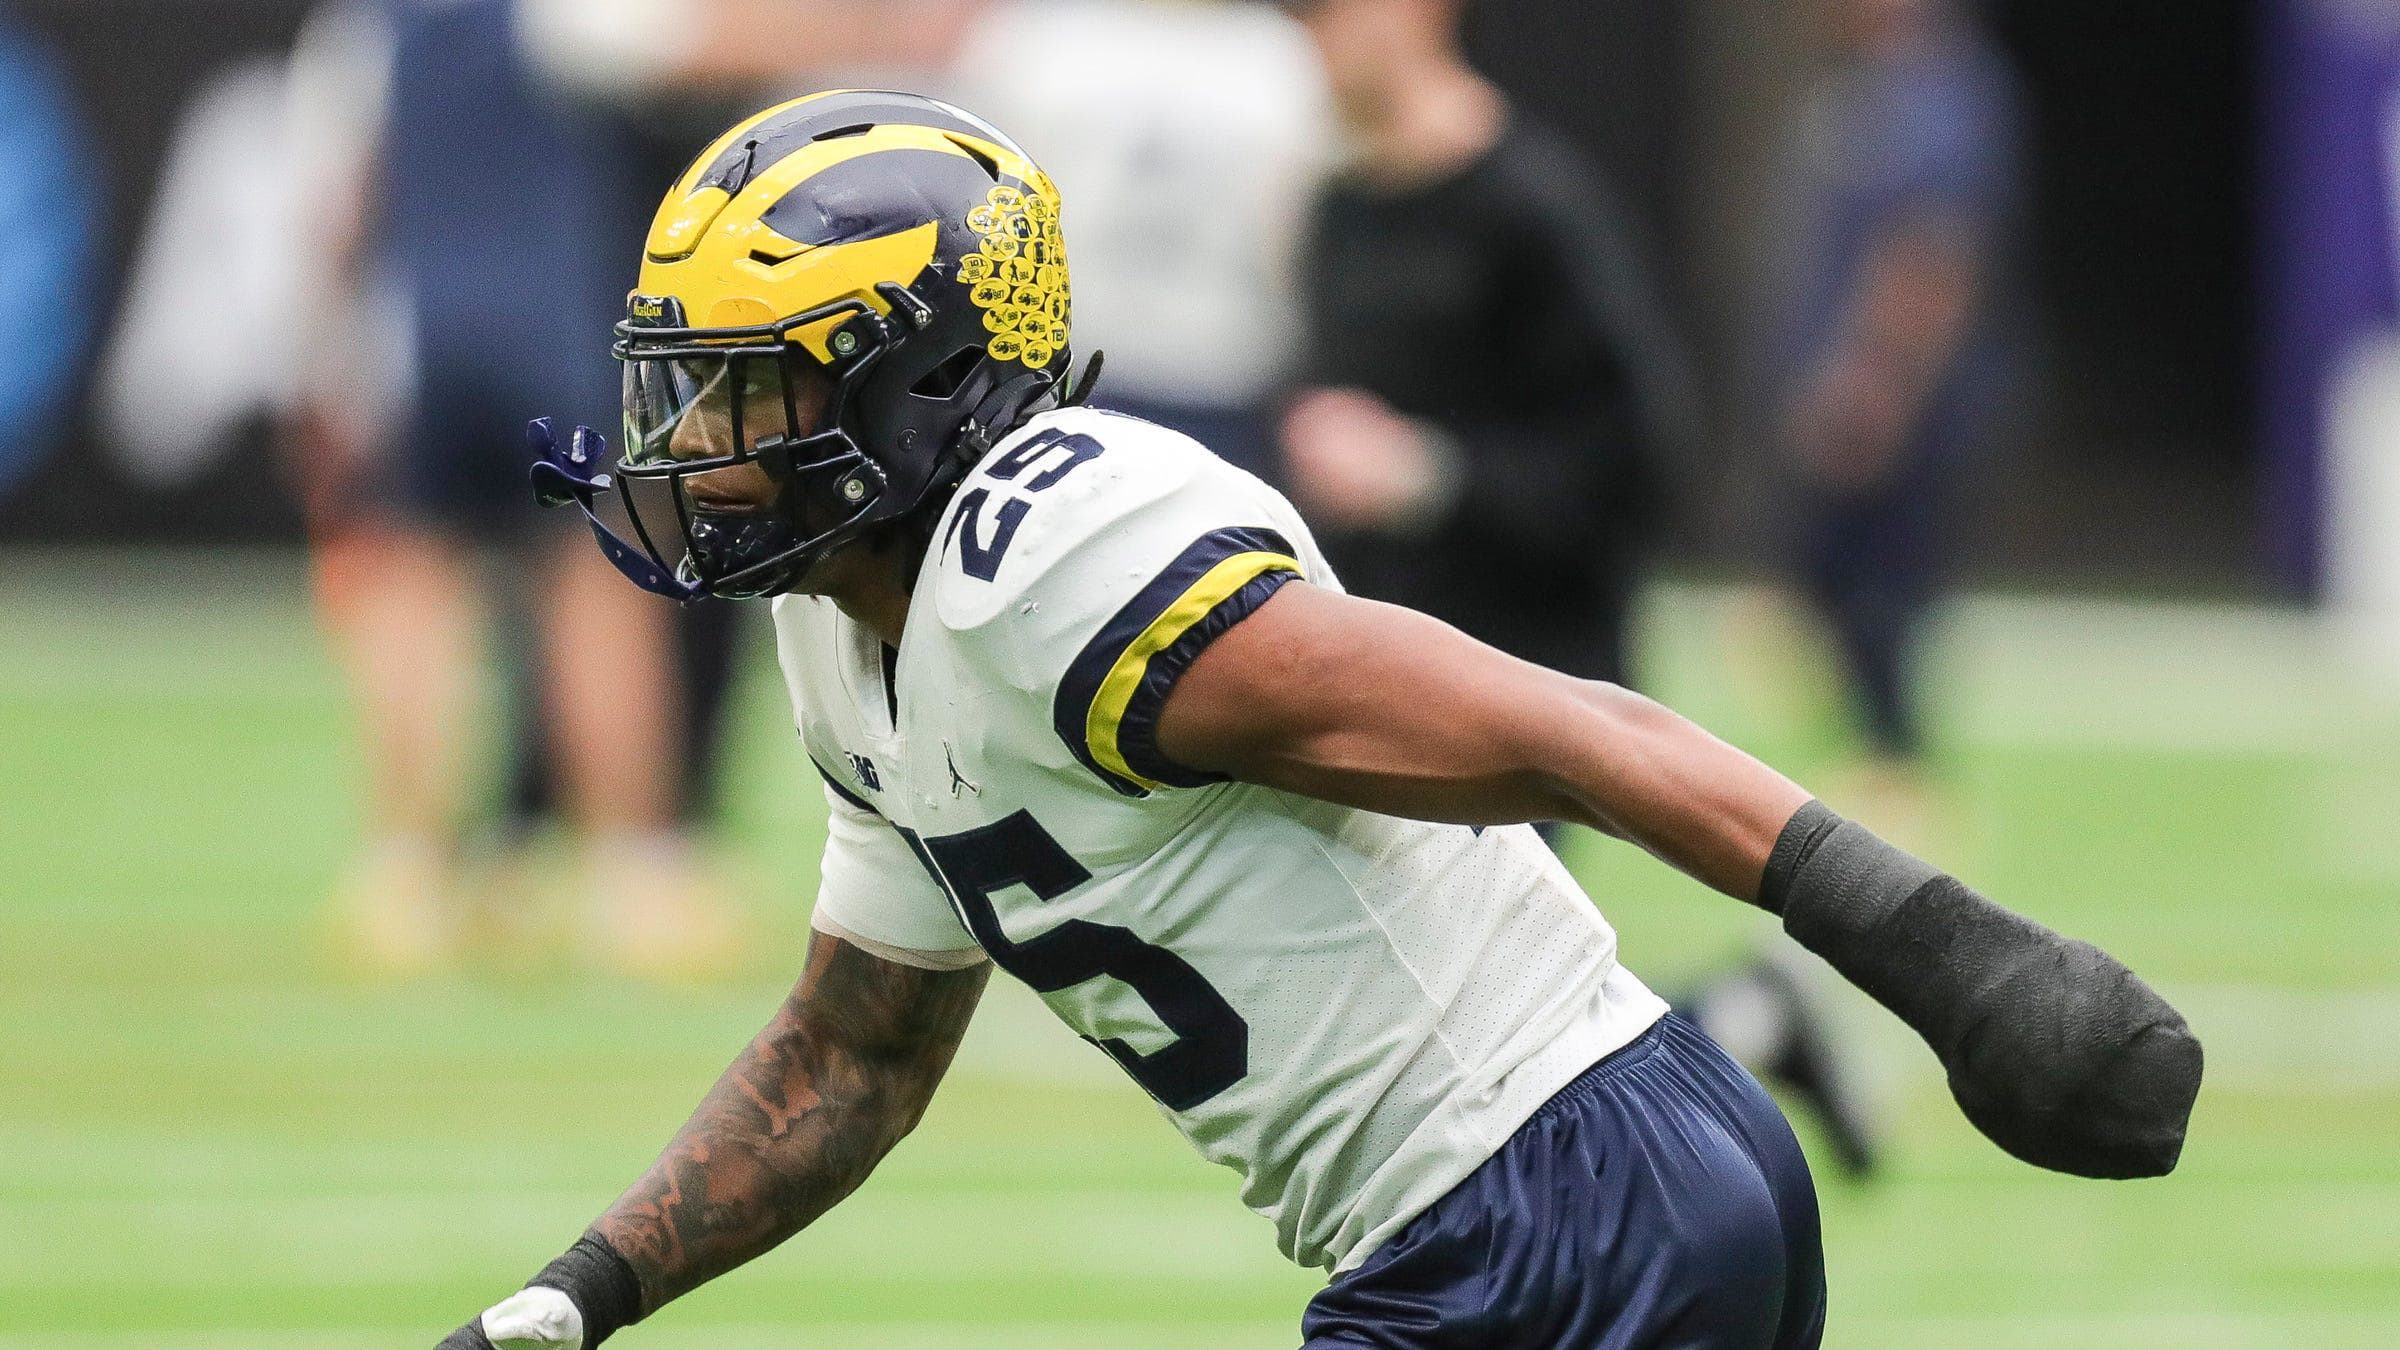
[1762,801,2204,1179]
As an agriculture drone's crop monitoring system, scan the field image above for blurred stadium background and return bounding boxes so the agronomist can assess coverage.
[3,0,2398,1346]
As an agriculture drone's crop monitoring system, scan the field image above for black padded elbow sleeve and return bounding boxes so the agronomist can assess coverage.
[1762,802,2204,1179]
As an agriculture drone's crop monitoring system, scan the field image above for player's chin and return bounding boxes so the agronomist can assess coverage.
[784,531,892,597]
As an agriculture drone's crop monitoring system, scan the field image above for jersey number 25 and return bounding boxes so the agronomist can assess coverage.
[946,429,1106,582]
[903,810,1249,1112]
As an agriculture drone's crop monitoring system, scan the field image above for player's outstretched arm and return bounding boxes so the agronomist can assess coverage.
[437,932,988,1348]
[1157,582,2202,1181]
[1156,583,1810,896]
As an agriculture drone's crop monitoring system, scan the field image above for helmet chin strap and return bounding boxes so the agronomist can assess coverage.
[528,416,836,602]
[528,418,712,601]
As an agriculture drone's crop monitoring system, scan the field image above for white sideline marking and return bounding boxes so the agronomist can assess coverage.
[1938,594,2367,753]
[0,1317,1308,1349]
[9,1312,2400,1350]
[946,976,2400,1095]
[1655,582,2392,754]
[7,569,2390,748]
[1837,1310,2400,1349]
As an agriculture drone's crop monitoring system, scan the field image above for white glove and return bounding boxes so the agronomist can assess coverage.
[480,1286,587,1349]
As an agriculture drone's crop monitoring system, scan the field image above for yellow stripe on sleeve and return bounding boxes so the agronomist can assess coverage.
[1084,550,1302,792]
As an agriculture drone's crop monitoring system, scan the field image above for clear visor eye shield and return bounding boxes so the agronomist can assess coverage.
[528,289,925,601]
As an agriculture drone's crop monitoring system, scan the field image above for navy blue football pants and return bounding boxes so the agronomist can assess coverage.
[1302,1015,1825,1349]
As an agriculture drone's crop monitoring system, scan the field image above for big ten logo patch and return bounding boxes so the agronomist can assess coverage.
[957,180,1070,370]
[844,751,882,793]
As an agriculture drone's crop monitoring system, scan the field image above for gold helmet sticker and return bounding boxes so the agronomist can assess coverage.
[960,179,1069,369]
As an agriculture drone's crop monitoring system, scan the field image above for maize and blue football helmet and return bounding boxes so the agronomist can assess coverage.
[533,90,1080,599]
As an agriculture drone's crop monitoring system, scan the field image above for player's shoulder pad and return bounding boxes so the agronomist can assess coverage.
[924,408,1287,628]
[923,407,1309,795]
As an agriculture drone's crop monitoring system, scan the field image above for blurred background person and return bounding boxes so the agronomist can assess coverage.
[1758,0,2021,798]
[0,0,95,499]
[1272,0,1879,1176]
[1274,0,1678,691]
[280,0,437,968]
[290,0,743,979]
[942,0,1332,478]
[522,0,1333,480]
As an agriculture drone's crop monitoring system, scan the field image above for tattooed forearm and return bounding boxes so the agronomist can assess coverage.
[593,931,989,1314]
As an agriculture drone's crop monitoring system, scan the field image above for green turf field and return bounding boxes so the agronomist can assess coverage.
[3,551,2396,1348]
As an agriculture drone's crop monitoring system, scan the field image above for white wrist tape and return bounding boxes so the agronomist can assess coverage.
[480,1285,586,1349]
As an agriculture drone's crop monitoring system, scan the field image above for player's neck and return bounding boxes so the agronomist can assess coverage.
[806,528,916,648]
[816,537,920,650]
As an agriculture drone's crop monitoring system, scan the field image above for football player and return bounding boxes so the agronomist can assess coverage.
[443,92,2199,1349]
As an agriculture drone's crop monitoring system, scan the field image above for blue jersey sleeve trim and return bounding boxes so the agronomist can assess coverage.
[1052,525,1300,796]
[1114,568,1298,789]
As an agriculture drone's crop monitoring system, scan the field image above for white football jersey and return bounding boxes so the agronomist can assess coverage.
[775,407,1666,1272]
